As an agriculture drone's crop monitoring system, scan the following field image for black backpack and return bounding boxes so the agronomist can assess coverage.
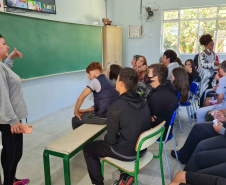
[194,53,199,69]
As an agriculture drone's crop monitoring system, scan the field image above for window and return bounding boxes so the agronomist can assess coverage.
[162,7,226,54]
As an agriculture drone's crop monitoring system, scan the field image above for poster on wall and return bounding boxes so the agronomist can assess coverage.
[6,0,56,14]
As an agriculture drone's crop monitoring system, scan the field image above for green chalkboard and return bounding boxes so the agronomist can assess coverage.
[0,12,102,79]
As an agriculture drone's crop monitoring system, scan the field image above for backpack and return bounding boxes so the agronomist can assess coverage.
[194,53,199,69]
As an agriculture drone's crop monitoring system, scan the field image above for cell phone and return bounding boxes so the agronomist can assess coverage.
[21,124,33,134]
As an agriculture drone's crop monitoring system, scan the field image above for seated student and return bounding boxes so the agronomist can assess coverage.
[145,63,178,133]
[169,171,226,185]
[196,60,226,123]
[136,56,149,82]
[171,67,189,103]
[204,73,221,107]
[83,67,151,185]
[131,54,141,71]
[131,54,140,71]
[72,62,119,130]
[108,64,122,84]
[171,110,226,177]
[184,59,201,86]
[161,49,179,81]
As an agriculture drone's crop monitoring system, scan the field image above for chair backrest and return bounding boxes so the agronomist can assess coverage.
[190,82,199,95]
[135,121,165,151]
[176,92,181,101]
[192,79,197,83]
[163,103,180,143]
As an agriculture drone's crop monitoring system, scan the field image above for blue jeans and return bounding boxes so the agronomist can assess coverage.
[196,103,226,123]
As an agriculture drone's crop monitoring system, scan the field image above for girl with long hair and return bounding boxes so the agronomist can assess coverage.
[185,59,201,85]
[171,67,190,103]
[136,56,148,82]
[108,64,122,83]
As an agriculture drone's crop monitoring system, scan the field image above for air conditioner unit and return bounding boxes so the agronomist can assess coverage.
[128,25,144,39]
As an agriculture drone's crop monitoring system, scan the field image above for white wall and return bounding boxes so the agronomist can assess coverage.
[6,0,226,122]
[107,0,226,67]
[6,0,106,122]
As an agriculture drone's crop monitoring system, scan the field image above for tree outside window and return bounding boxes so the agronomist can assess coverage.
[162,7,226,54]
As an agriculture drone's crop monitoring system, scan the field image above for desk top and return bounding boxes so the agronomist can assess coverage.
[45,124,107,155]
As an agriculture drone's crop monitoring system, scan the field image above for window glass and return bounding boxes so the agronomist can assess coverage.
[163,11,179,20]
[179,21,199,53]
[218,7,226,18]
[163,7,226,54]
[180,9,197,19]
[216,20,226,53]
[198,20,216,52]
[199,7,217,18]
[163,23,178,52]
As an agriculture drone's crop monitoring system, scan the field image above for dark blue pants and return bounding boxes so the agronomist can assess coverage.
[185,172,226,185]
[178,123,226,177]
[179,123,218,162]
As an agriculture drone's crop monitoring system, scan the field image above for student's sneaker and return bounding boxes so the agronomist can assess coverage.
[14,178,30,185]
[13,182,23,185]
[124,175,134,185]
[171,150,187,165]
[113,172,129,185]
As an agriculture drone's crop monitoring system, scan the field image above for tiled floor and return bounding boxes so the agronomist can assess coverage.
[5,99,194,185]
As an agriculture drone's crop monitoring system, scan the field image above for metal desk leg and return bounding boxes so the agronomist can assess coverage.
[43,150,51,185]
[63,155,71,185]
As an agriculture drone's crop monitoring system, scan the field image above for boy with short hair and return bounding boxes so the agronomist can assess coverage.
[197,60,226,123]
[161,49,179,81]
[144,63,178,133]
[83,67,151,185]
[72,62,118,129]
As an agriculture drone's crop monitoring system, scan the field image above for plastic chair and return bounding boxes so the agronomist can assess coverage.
[156,104,180,181]
[204,88,214,100]
[192,79,200,110]
[180,82,199,124]
[101,122,166,185]
[176,92,183,133]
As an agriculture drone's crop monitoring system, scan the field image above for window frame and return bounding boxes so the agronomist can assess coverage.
[161,6,226,55]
